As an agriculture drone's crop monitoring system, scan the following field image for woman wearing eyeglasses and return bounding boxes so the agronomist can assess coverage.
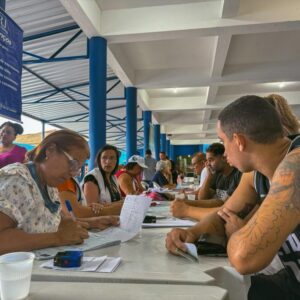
[82,145,123,215]
[0,130,119,254]
[0,121,27,168]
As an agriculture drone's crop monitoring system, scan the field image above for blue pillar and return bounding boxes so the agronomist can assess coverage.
[160,133,166,152]
[166,139,170,158]
[153,124,160,160]
[126,87,137,161]
[89,37,107,170]
[0,0,6,10]
[143,111,151,155]
[169,143,175,161]
[199,144,203,152]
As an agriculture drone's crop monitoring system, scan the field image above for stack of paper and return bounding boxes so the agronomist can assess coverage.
[34,195,152,260]
[142,217,196,228]
[40,256,121,273]
[34,233,120,260]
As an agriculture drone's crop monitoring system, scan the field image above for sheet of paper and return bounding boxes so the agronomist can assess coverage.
[176,243,199,263]
[98,257,122,273]
[40,256,121,273]
[99,194,152,242]
[34,232,121,260]
[120,195,152,231]
[147,187,171,193]
[35,195,151,260]
[185,243,199,260]
[142,217,196,228]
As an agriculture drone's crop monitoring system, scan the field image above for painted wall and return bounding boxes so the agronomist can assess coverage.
[173,144,210,157]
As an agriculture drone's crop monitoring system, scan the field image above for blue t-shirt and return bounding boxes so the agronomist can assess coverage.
[152,171,169,187]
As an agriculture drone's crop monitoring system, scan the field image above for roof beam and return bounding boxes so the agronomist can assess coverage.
[23,66,89,111]
[23,24,80,42]
[100,1,300,43]
[221,0,241,18]
[50,29,83,58]
[135,59,300,89]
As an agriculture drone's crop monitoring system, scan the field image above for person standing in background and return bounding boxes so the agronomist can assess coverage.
[0,122,27,168]
[159,151,172,183]
[142,149,157,185]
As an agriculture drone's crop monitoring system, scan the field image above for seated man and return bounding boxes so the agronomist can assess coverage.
[171,143,242,219]
[166,95,300,299]
[189,152,207,191]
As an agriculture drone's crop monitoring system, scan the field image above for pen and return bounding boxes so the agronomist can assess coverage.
[65,200,76,221]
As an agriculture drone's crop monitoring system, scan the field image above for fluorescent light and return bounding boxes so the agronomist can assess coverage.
[279,82,286,88]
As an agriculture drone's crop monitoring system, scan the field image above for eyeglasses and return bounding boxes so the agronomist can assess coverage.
[101,156,117,162]
[62,150,81,173]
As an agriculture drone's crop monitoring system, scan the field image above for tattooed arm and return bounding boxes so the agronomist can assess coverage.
[228,151,300,274]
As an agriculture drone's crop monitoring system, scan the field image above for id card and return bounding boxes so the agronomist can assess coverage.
[176,243,199,263]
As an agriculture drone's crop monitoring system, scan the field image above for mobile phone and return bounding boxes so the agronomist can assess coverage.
[143,215,157,223]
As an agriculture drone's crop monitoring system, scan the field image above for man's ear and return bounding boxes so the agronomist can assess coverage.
[233,133,246,152]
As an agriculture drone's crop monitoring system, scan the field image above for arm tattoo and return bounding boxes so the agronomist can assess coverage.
[229,151,300,258]
[269,152,300,211]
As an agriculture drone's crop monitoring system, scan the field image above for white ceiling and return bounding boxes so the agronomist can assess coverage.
[56,0,300,144]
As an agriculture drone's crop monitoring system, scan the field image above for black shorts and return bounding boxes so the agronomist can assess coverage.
[248,269,300,300]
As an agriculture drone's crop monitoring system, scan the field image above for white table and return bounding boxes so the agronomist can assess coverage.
[28,281,229,300]
[32,228,229,285]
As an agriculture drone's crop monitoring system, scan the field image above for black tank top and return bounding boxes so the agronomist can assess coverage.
[254,135,300,284]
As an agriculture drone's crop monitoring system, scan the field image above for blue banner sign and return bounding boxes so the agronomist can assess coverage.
[0,8,23,121]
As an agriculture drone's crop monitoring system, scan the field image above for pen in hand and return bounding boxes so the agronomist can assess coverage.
[65,200,76,221]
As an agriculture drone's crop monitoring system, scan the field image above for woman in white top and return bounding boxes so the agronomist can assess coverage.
[82,145,123,214]
[0,130,119,254]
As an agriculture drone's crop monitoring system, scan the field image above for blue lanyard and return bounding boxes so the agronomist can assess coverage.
[26,162,60,214]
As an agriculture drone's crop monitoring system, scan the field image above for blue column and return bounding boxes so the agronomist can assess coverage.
[89,37,107,170]
[143,111,151,155]
[126,87,137,161]
[166,139,170,157]
[153,124,160,160]
[160,133,166,152]
[169,143,175,161]
[0,0,6,10]
[199,144,203,152]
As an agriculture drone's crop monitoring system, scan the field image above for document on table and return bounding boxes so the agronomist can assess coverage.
[40,256,122,273]
[34,232,121,260]
[100,194,152,242]
[35,195,152,260]
[142,217,196,228]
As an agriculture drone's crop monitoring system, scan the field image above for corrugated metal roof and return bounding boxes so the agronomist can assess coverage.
[4,0,141,150]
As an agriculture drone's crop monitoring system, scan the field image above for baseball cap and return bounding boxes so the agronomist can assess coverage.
[128,155,148,168]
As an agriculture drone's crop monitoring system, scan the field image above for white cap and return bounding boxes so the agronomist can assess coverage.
[128,155,148,168]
